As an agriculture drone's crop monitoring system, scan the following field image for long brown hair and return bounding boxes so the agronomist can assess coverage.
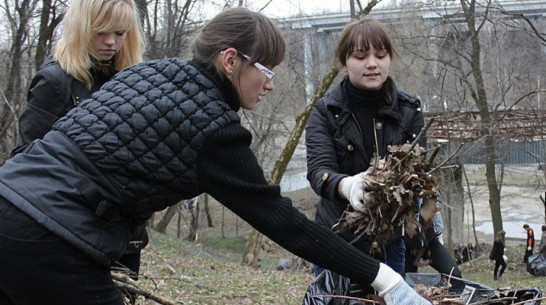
[191,7,286,86]
[334,18,395,67]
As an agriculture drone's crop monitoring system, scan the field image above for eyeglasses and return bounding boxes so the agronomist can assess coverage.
[239,52,275,80]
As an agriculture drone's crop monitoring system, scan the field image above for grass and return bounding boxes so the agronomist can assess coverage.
[128,230,545,305]
[135,232,314,305]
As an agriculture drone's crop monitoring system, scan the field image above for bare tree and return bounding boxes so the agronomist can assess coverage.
[0,0,40,162]
[142,0,200,59]
[34,0,63,70]
[391,0,546,243]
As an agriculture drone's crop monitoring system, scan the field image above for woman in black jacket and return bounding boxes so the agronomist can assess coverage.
[491,230,507,281]
[305,18,426,277]
[0,8,431,305]
[13,0,146,154]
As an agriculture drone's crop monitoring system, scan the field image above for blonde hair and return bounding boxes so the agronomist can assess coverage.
[54,0,146,88]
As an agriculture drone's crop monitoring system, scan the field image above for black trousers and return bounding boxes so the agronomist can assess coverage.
[494,258,507,278]
[0,197,124,305]
[524,249,533,263]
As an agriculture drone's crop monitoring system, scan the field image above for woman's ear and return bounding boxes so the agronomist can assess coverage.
[219,47,238,78]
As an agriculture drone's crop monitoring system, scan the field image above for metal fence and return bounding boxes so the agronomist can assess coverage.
[438,140,545,164]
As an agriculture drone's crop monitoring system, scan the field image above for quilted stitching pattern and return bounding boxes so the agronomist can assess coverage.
[52,58,239,217]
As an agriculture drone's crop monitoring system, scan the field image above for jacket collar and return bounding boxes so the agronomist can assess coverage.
[326,77,401,122]
[190,60,241,112]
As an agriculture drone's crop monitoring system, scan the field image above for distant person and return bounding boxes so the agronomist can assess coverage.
[539,225,546,258]
[523,224,535,263]
[490,230,507,281]
[0,8,431,305]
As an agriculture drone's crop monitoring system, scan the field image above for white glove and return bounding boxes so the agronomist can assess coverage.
[527,246,532,251]
[372,263,432,305]
[340,174,368,212]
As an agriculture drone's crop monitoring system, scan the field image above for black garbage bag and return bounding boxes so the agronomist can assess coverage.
[301,270,374,305]
[302,271,542,305]
[527,253,546,276]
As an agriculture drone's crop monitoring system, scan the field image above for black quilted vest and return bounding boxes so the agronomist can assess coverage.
[0,58,240,264]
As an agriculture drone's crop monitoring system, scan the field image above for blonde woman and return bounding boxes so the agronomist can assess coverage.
[13,0,146,154]
[11,0,146,303]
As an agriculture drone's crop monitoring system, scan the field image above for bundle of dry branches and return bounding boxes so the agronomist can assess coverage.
[333,142,439,243]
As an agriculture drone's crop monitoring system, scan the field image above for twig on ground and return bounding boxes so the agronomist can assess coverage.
[112,272,177,305]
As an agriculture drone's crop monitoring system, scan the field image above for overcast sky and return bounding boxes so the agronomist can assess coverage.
[199,0,355,19]
[247,0,353,17]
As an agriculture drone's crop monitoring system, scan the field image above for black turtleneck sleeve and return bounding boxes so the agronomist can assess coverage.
[197,122,381,286]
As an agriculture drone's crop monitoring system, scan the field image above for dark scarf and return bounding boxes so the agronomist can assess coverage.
[345,79,386,161]
[90,57,118,92]
[91,57,117,77]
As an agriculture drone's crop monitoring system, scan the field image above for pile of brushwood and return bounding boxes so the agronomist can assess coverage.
[304,272,544,304]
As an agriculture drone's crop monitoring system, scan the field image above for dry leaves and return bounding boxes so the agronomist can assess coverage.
[333,143,439,243]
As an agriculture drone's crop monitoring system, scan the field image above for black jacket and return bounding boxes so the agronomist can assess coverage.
[491,239,505,261]
[12,55,114,155]
[0,58,382,285]
[305,77,425,254]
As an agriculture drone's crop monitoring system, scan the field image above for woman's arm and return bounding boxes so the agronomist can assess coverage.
[305,104,347,201]
[198,123,380,284]
[15,67,73,149]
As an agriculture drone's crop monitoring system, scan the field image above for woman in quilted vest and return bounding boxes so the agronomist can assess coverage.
[0,7,431,305]
[10,1,147,303]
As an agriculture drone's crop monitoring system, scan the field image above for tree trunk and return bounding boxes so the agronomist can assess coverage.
[241,228,264,267]
[35,0,62,70]
[203,194,213,227]
[441,161,465,250]
[460,0,504,236]
[540,192,546,223]
[462,164,480,248]
[155,202,180,233]
[187,197,200,241]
